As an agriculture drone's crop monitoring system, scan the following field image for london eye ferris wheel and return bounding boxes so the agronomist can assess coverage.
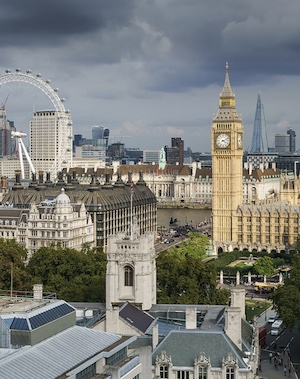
[0,69,73,180]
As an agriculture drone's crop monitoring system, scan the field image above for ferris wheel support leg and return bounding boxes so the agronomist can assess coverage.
[18,139,25,180]
[20,137,36,174]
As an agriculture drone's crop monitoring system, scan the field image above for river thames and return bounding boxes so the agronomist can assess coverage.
[157,208,211,229]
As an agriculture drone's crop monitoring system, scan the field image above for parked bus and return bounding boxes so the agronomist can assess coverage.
[271,320,283,336]
[254,282,278,293]
[259,327,266,347]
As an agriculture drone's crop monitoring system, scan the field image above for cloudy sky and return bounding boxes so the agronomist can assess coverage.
[0,0,299,152]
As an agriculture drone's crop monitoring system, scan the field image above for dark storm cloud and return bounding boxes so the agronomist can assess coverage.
[1,0,300,89]
[0,0,300,151]
[0,0,135,46]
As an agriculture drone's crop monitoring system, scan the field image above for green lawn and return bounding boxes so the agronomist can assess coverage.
[245,299,270,322]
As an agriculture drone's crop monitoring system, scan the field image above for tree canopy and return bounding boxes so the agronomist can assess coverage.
[271,253,300,330]
[26,244,106,302]
[0,238,31,291]
[156,233,230,305]
[253,256,275,277]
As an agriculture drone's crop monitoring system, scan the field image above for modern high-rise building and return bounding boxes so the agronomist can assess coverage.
[250,92,268,153]
[275,134,290,153]
[73,126,109,159]
[91,125,110,147]
[0,106,16,157]
[171,137,184,164]
[30,110,73,178]
[287,128,296,152]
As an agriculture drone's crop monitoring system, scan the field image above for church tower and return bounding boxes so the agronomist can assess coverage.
[211,63,244,251]
[106,220,156,311]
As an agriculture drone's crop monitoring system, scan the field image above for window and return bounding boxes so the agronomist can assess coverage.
[160,365,168,378]
[124,265,134,286]
[76,363,96,379]
[177,371,189,379]
[226,367,235,379]
[198,366,207,379]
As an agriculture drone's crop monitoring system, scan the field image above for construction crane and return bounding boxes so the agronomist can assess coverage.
[0,94,9,111]
[11,131,36,179]
[110,135,132,144]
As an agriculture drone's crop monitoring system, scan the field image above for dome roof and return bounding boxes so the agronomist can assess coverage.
[56,188,70,204]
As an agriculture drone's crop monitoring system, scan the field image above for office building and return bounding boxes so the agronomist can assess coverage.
[171,137,184,164]
[164,138,184,165]
[91,125,109,147]
[2,171,157,251]
[275,128,296,153]
[143,149,160,164]
[108,142,125,160]
[275,133,290,152]
[73,126,109,160]
[30,110,73,177]
[0,106,16,157]
[287,128,296,152]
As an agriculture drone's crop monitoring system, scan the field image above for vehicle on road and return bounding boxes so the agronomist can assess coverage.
[268,315,276,324]
[271,320,283,335]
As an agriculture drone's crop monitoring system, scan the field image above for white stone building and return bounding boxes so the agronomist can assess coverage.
[0,189,94,257]
[30,110,73,177]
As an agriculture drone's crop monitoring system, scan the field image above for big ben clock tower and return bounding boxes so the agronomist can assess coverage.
[211,63,243,251]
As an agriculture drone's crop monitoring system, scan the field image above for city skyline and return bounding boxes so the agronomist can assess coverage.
[0,0,299,152]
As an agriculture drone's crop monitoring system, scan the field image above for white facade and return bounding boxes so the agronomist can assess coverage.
[106,223,156,312]
[74,145,107,159]
[0,189,94,258]
[109,162,281,205]
[30,110,73,178]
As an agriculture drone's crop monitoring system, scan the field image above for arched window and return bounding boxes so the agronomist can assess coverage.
[124,266,133,286]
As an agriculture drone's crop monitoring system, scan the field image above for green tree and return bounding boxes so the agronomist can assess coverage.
[253,256,275,277]
[156,243,230,305]
[0,238,31,291]
[26,244,106,302]
[272,253,300,330]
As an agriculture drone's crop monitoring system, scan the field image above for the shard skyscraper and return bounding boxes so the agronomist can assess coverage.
[251,92,268,153]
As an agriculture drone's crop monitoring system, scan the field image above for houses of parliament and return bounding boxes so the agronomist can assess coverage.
[212,63,300,254]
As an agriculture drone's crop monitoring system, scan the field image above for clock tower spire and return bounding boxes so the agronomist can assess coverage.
[211,63,244,252]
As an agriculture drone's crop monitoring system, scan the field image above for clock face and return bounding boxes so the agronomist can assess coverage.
[216,133,230,148]
[238,134,243,148]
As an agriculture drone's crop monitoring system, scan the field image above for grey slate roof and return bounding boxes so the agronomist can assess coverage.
[1,300,75,331]
[119,302,155,333]
[0,326,125,379]
[152,329,248,368]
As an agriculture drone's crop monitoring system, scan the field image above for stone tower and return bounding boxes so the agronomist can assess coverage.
[106,220,156,311]
[211,63,244,251]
